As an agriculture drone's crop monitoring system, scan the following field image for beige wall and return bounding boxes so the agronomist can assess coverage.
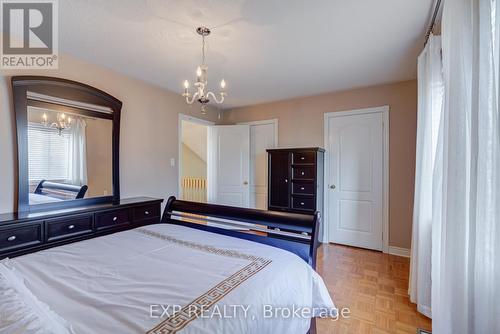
[181,144,207,179]
[0,53,219,213]
[223,80,417,248]
[85,118,113,197]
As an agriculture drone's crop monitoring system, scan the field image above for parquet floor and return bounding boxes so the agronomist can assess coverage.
[316,244,432,334]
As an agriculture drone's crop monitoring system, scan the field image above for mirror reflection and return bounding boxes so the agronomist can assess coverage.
[27,105,113,205]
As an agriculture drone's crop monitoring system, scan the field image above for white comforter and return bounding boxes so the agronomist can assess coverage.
[1,224,335,334]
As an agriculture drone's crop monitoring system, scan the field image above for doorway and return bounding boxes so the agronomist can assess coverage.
[324,106,389,252]
[178,114,213,202]
[178,115,277,209]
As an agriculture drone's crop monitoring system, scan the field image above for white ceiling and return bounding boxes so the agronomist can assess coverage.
[60,0,434,109]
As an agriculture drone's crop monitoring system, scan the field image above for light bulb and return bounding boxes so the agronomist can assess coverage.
[183,80,190,89]
[42,113,47,121]
[67,117,72,124]
[196,66,202,77]
[220,79,226,89]
[60,113,66,120]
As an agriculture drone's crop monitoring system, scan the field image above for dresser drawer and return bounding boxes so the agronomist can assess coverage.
[292,151,315,164]
[0,223,43,253]
[95,209,130,230]
[292,166,315,180]
[291,196,316,211]
[133,204,160,222]
[292,182,315,195]
[46,214,93,242]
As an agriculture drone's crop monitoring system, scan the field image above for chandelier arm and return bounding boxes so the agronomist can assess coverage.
[206,91,225,104]
[185,91,199,104]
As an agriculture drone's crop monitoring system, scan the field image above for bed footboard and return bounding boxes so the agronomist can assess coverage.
[161,196,321,269]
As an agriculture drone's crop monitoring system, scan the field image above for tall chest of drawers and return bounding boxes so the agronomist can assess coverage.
[267,148,324,217]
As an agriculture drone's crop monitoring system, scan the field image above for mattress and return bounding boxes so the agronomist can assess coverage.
[0,224,335,334]
[28,193,63,205]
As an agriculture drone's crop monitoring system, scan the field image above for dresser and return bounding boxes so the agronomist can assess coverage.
[0,197,163,259]
[267,148,324,216]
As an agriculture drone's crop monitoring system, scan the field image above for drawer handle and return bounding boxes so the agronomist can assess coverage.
[68,225,75,230]
[113,216,118,221]
[300,202,305,206]
[7,235,16,242]
[145,211,150,215]
[300,187,305,190]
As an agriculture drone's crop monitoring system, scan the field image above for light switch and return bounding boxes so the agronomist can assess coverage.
[170,158,175,167]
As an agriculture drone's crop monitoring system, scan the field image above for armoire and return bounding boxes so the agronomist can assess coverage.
[266,147,324,217]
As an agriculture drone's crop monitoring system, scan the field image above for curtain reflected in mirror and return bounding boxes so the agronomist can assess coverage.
[27,105,113,205]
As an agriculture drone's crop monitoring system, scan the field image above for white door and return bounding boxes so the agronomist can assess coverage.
[246,121,277,209]
[208,125,250,207]
[327,111,384,250]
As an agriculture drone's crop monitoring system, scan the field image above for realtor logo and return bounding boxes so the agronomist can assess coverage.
[1,0,58,69]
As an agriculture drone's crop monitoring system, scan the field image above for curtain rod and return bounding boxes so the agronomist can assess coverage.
[424,0,442,45]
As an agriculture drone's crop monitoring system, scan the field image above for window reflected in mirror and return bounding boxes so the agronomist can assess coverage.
[27,105,113,205]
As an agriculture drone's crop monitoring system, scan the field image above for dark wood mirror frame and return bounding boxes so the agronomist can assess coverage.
[12,76,122,212]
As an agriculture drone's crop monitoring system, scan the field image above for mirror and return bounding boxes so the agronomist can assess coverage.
[27,104,113,205]
[12,76,122,212]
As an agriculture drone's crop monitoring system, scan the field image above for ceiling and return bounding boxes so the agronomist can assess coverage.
[60,0,434,109]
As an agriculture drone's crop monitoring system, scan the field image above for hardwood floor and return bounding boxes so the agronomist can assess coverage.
[316,244,432,334]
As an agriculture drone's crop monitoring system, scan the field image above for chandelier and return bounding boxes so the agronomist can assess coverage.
[42,112,72,135]
[182,27,227,114]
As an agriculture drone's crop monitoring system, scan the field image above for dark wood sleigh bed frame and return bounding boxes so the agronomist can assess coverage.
[162,196,322,334]
[162,196,321,269]
[3,196,322,333]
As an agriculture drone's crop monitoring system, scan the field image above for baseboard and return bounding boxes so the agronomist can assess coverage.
[388,246,411,258]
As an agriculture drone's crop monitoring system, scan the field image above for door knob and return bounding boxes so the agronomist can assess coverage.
[330,185,336,190]
[243,181,248,185]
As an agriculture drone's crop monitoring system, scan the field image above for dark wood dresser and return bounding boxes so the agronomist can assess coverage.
[267,148,324,216]
[0,197,163,259]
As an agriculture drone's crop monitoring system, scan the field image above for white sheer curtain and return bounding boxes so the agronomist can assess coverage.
[409,34,443,319]
[431,0,500,332]
[68,118,88,186]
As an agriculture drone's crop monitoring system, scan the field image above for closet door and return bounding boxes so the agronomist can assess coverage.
[268,151,290,209]
[207,125,250,207]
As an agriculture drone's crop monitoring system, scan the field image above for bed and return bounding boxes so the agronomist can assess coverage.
[0,197,335,334]
[28,193,63,205]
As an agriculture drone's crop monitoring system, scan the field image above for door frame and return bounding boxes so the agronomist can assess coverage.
[323,106,389,253]
[237,119,278,209]
[237,119,279,147]
[178,113,215,199]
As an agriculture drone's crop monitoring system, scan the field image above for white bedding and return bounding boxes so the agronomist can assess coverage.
[29,193,63,205]
[1,224,335,334]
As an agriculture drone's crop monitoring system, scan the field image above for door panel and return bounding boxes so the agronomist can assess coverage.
[248,123,276,209]
[268,151,290,209]
[208,125,250,207]
[327,112,384,250]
